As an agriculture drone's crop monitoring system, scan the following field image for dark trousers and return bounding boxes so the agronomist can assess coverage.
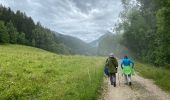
[109,73,116,84]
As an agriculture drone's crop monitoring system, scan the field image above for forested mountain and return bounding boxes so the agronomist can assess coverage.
[117,0,170,66]
[0,5,92,55]
[55,33,91,55]
[90,31,127,57]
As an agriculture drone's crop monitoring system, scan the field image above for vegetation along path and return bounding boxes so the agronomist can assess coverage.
[102,62,170,100]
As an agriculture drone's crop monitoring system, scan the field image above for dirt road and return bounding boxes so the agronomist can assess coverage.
[102,67,170,100]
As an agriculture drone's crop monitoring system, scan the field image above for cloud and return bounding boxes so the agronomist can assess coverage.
[0,0,122,42]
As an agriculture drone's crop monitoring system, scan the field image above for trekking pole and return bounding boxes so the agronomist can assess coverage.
[118,72,120,86]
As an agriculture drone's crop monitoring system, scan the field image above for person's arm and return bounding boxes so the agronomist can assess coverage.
[115,59,118,69]
[114,58,118,73]
[105,58,109,67]
[130,60,134,68]
[115,58,118,68]
[121,60,123,69]
[106,58,109,63]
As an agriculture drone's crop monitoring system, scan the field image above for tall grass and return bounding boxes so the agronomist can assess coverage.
[135,62,170,92]
[0,44,105,99]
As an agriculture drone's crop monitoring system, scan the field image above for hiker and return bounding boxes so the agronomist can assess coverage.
[105,53,118,87]
[121,55,134,86]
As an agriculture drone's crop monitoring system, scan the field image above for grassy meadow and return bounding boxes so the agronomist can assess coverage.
[135,62,170,92]
[0,45,105,100]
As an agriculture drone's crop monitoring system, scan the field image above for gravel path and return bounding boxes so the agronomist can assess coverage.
[102,67,170,100]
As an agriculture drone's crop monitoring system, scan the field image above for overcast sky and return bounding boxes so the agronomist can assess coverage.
[0,0,122,42]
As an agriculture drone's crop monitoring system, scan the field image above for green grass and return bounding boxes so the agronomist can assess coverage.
[0,44,105,100]
[135,62,170,92]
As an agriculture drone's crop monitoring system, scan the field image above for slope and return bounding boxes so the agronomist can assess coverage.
[55,33,91,55]
[89,32,127,57]
[0,44,104,99]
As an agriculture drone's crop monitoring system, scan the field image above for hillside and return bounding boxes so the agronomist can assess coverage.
[0,5,94,55]
[89,32,128,57]
[0,45,104,99]
[55,33,91,55]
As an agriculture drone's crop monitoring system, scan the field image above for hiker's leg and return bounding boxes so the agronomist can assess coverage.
[112,73,116,83]
[124,74,128,84]
[128,74,132,85]
[128,74,132,82]
[113,73,116,87]
[109,73,113,85]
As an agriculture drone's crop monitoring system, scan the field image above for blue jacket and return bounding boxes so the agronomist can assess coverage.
[121,58,134,69]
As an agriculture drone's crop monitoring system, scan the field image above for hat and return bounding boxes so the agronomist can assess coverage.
[109,53,114,58]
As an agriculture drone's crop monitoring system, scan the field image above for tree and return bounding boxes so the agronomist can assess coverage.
[155,0,170,65]
[17,32,26,44]
[0,21,9,43]
[6,21,18,43]
[119,0,170,66]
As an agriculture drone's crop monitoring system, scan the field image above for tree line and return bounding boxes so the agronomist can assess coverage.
[117,0,170,66]
[0,5,73,54]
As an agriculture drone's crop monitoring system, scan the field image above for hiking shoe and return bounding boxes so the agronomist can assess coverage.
[129,82,132,86]
[114,82,116,87]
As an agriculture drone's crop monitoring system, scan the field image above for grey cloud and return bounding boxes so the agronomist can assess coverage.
[0,0,122,42]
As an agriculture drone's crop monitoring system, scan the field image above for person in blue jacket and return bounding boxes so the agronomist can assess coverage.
[121,55,134,85]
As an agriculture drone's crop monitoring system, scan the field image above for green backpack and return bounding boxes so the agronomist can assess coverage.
[122,66,134,75]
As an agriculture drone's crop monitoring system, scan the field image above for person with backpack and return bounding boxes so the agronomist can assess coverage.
[121,55,134,86]
[105,53,118,87]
